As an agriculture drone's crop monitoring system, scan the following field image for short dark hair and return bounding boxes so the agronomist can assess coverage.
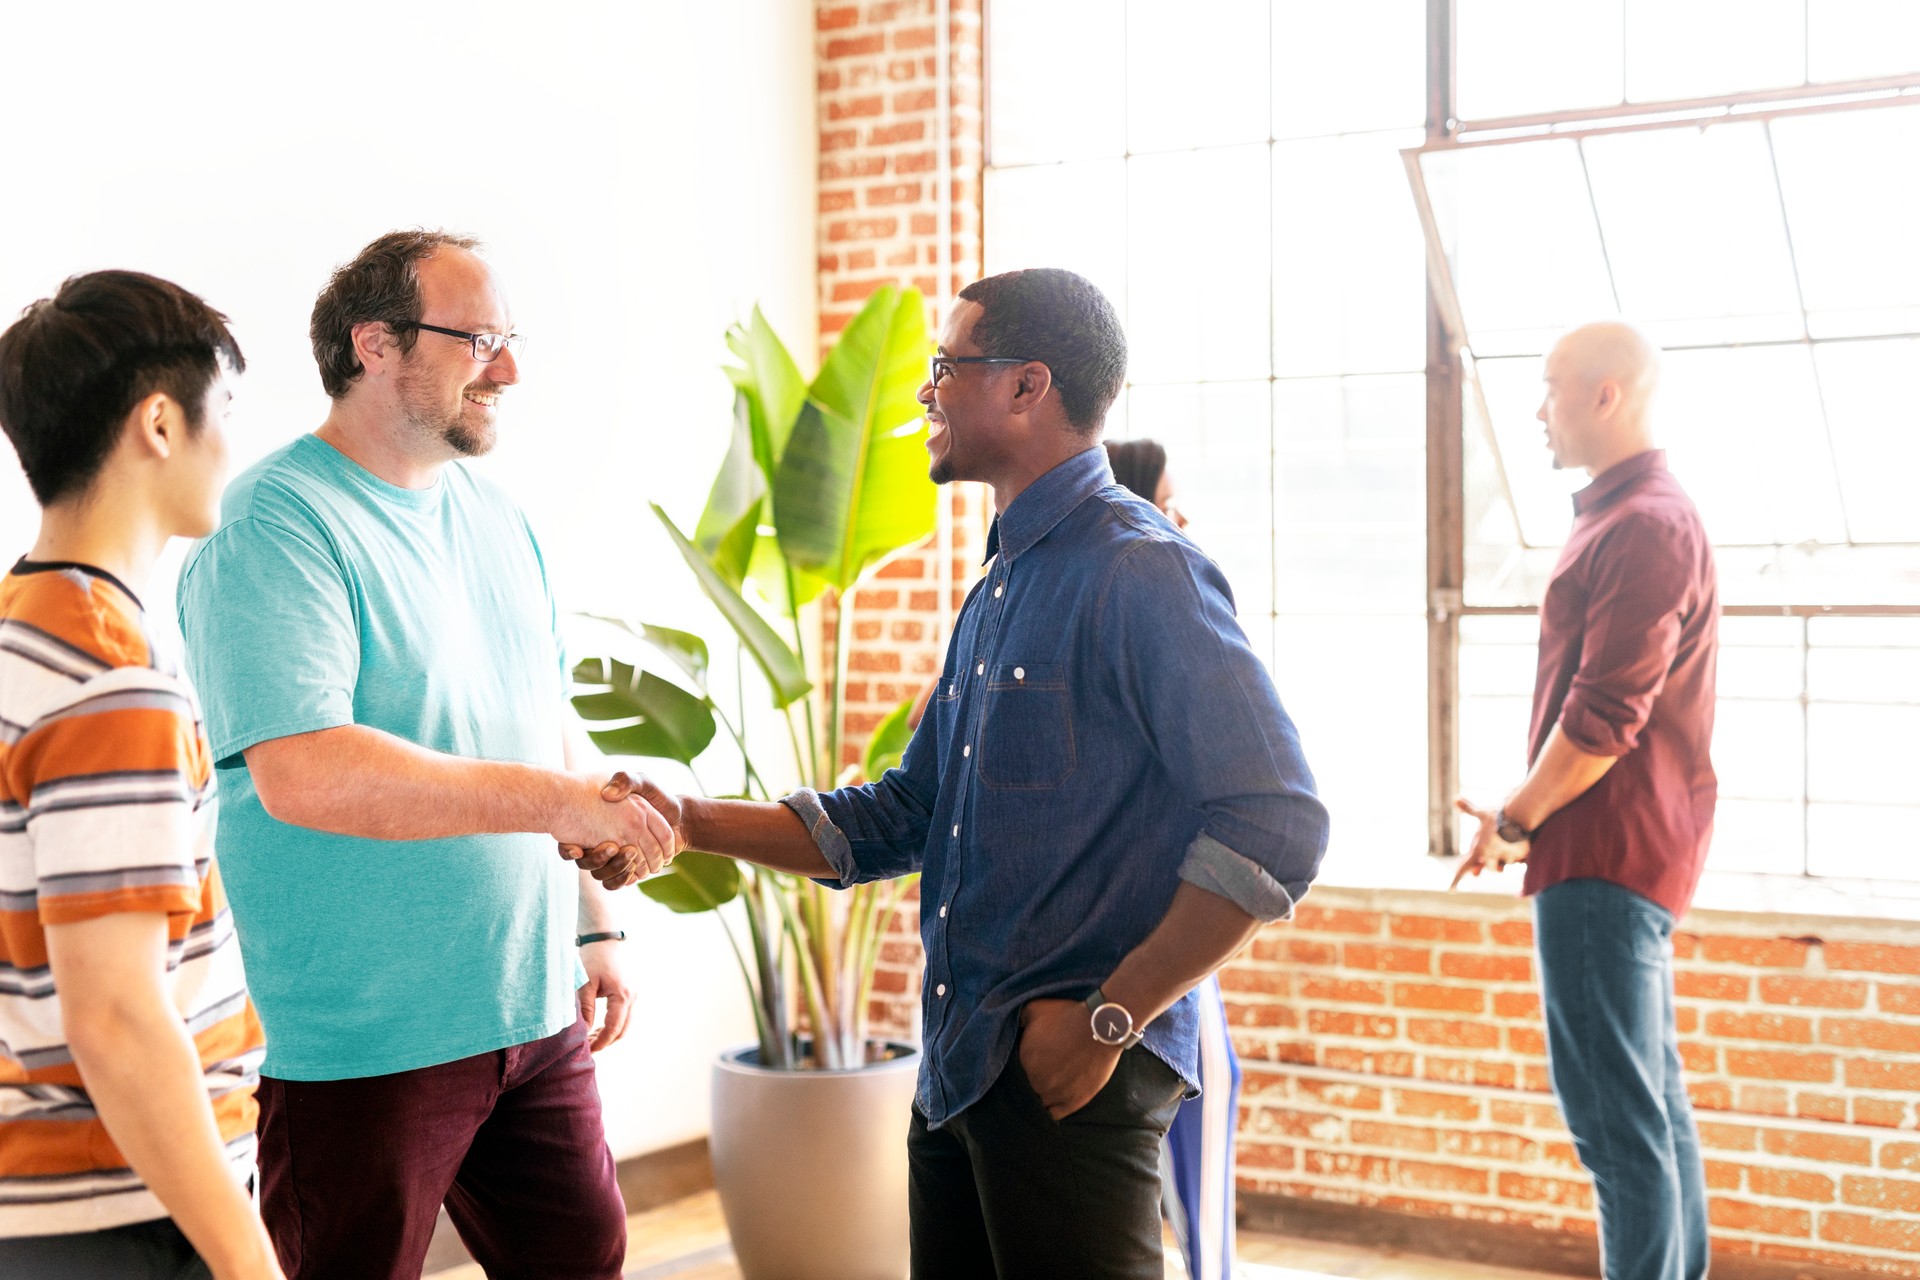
[0,270,244,506]
[1105,438,1167,503]
[957,268,1126,432]
[310,229,481,399]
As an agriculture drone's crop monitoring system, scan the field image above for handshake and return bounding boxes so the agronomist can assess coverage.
[554,770,683,890]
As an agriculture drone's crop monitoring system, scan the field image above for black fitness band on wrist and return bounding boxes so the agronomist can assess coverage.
[576,930,627,946]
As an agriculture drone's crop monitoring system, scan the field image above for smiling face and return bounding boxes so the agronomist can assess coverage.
[394,249,518,458]
[917,299,1020,486]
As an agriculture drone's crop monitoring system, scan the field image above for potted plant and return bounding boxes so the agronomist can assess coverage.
[571,286,934,1280]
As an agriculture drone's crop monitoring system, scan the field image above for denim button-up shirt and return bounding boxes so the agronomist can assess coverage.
[783,446,1328,1126]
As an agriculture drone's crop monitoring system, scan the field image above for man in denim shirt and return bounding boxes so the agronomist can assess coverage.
[587,269,1328,1278]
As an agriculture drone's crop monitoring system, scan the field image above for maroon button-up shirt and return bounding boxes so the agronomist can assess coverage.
[1523,450,1720,918]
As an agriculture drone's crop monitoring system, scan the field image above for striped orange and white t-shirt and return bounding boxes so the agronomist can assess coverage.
[0,559,263,1237]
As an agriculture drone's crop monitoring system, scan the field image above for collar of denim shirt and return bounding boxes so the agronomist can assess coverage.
[981,444,1116,564]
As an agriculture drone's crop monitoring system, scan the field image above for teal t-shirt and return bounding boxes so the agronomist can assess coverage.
[177,434,580,1081]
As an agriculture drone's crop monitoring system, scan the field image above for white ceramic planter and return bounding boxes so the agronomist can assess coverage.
[710,1043,920,1280]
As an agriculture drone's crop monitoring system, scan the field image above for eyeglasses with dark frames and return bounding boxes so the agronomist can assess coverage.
[928,354,1039,386]
[406,322,527,363]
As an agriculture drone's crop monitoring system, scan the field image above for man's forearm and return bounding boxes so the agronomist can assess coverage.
[245,725,570,841]
[1098,882,1261,1029]
[683,796,836,878]
[1504,722,1619,832]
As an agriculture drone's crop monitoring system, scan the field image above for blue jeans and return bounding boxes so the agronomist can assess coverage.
[1535,878,1708,1280]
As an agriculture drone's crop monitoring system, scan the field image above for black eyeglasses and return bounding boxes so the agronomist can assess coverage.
[928,354,1036,386]
[407,322,527,363]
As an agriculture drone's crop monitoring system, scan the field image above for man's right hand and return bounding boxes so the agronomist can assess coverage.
[551,773,678,879]
[559,772,685,888]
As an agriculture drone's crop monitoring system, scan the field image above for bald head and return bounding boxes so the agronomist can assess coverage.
[1537,321,1662,476]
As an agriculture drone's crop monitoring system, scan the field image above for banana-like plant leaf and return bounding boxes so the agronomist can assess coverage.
[577,616,711,690]
[639,851,742,914]
[773,286,936,591]
[693,391,767,588]
[862,695,917,781]
[745,532,828,619]
[571,658,717,764]
[731,307,807,479]
[653,503,812,708]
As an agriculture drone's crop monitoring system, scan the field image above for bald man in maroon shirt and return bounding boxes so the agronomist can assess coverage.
[1455,322,1717,1280]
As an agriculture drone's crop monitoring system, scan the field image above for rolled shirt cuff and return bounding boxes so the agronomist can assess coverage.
[779,789,858,887]
[1177,831,1298,923]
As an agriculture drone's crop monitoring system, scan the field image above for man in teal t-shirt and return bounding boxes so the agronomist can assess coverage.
[177,231,672,1280]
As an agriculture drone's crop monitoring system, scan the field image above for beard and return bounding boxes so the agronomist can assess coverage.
[395,361,498,458]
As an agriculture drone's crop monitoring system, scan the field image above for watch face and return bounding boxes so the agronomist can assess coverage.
[1091,1003,1132,1044]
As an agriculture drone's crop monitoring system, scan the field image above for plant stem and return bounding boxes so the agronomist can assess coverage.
[783,562,821,788]
[772,882,838,1069]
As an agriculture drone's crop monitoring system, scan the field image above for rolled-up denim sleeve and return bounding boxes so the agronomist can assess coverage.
[1561,514,1699,758]
[1101,538,1329,913]
[779,692,941,888]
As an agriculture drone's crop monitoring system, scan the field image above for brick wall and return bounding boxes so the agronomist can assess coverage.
[815,0,987,1040]
[1224,885,1920,1276]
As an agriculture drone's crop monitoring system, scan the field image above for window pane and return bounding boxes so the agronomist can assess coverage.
[1125,380,1273,618]
[1582,124,1802,345]
[1473,355,1586,546]
[1808,702,1920,803]
[1716,699,1807,801]
[1808,0,1920,82]
[1814,339,1920,543]
[1128,145,1272,382]
[1624,0,1806,101]
[1712,799,1806,875]
[1660,345,1847,546]
[982,160,1128,314]
[1772,105,1920,338]
[1807,803,1920,881]
[1421,141,1617,357]
[1274,375,1426,613]
[986,0,1126,164]
[1273,0,1426,138]
[1273,133,1427,378]
[1126,0,1269,152]
[1456,0,1624,120]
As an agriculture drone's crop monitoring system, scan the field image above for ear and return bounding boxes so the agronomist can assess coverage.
[1006,361,1056,418]
[351,320,398,378]
[1593,377,1622,421]
[125,392,181,461]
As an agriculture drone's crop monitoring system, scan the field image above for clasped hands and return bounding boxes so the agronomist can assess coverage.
[556,771,683,888]
[1448,796,1530,890]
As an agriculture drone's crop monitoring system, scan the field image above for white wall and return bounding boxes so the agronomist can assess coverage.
[0,1,817,1159]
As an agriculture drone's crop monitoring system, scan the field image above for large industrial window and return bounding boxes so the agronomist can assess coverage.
[983,1,1920,889]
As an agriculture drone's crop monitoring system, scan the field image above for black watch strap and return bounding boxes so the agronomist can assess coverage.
[1493,809,1535,844]
[576,930,627,946]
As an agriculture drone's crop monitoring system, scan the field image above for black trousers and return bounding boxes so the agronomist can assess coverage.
[909,1047,1187,1280]
[0,1215,210,1280]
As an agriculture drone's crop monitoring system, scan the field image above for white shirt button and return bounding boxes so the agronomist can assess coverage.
[939,904,948,918]
[993,585,1003,598]
[936,984,947,997]
[1014,666,1026,680]
[976,662,985,675]
[962,743,971,757]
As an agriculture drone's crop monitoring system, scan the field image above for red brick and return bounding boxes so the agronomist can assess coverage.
[820,189,858,213]
[885,56,920,81]
[1406,1018,1499,1049]
[1437,951,1532,982]
[1820,1016,1920,1052]
[1423,1055,1518,1089]
[1297,1079,1384,1111]
[1845,1058,1920,1091]
[825,32,887,57]
[888,620,924,642]
[844,248,878,269]
[1218,967,1291,997]
[1680,1042,1719,1073]
[1704,1160,1744,1191]
[1826,942,1920,975]
[1762,1129,1874,1166]
[1699,936,1812,968]
[1237,1141,1297,1171]
[1509,1026,1548,1056]
[1738,1085,1791,1116]
[1489,920,1534,948]
[1232,1004,1300,1028]
[1490,1099,1566,1129]
[1820,1211,1920,1253]
[1298,976,1388,1005]
[1727,1049,1834,1083]
[908,212,938,235]
[821,127,860,153]
[1853,1098,1912,1128]
[870,967,907,994]
[1306,1011,1398,1039]
[866,181,925,206]
[893,149,938,174]
[1391,983,1485,1013]
[1794,1091,1849,1123]
[1389,914,1484,943]
[1292,906,1383,937]
[867,121,926,145]
[852,588,898,609]
[851,619,882,640]
[1247,1107,1342,1141]
[843,710,884,733]
[1397,1160,1488,1194]
[1391,1089,1481,1121]
[848,651,901,672]
[1493,991,1541,1020]
[1673,931,1700,959]
[1689,1080,1734,1110]
[818,5,861,30]
[1842,1175,1920,1213]
[1697,1121,1761,1152]
[1497,1172,1594,1209]
[1349,1121,1438,1152]
[1323,1048,1415,1077]
[1883,1143,1920,1171]
[1706,1011,1814,1043]
[1881,984,1920,1015]
[908,590,938,610]
[892,87,937,113]
[891,24,936,50]
[1300,1149,1391,1182]
[1758,976,1870,1009]
[1343,944,1432,974]
[1710,1197,1813,1237]
[825,94,886,120]
[1675,1006,1699,1034]
[1250,935,1337,965]
[873,556,925,579]
[1675,970,1753,1001]
[826,216,901,242]
[1437,1129,1537,1162]
[1750,1167,1838,1202]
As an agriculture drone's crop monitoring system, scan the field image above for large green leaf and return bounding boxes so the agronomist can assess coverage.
[772,286,936,591]
[692,392,767,588]
[578,615,712,691]
[861,695,916,781]
[653,503,812,709]
[638,851,742,914]
[571,658,717,764]
[732,307,807,478]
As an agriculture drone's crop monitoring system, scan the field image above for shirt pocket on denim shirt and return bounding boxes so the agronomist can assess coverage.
[977,662,1075,790]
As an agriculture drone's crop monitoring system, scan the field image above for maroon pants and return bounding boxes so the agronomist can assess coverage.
[255,1017,625,1280]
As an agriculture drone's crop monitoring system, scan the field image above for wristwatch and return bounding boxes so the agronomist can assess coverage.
[1085,987,1143,1050]
[1493,809,1536,845]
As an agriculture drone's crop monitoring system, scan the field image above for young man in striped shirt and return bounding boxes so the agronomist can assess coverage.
[0,272,280,1279]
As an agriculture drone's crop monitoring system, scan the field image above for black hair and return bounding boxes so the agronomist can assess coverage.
[956,268,1126,433]
[0,270,244,506]
[310,229,481,399]
[1105,438,1168,504]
